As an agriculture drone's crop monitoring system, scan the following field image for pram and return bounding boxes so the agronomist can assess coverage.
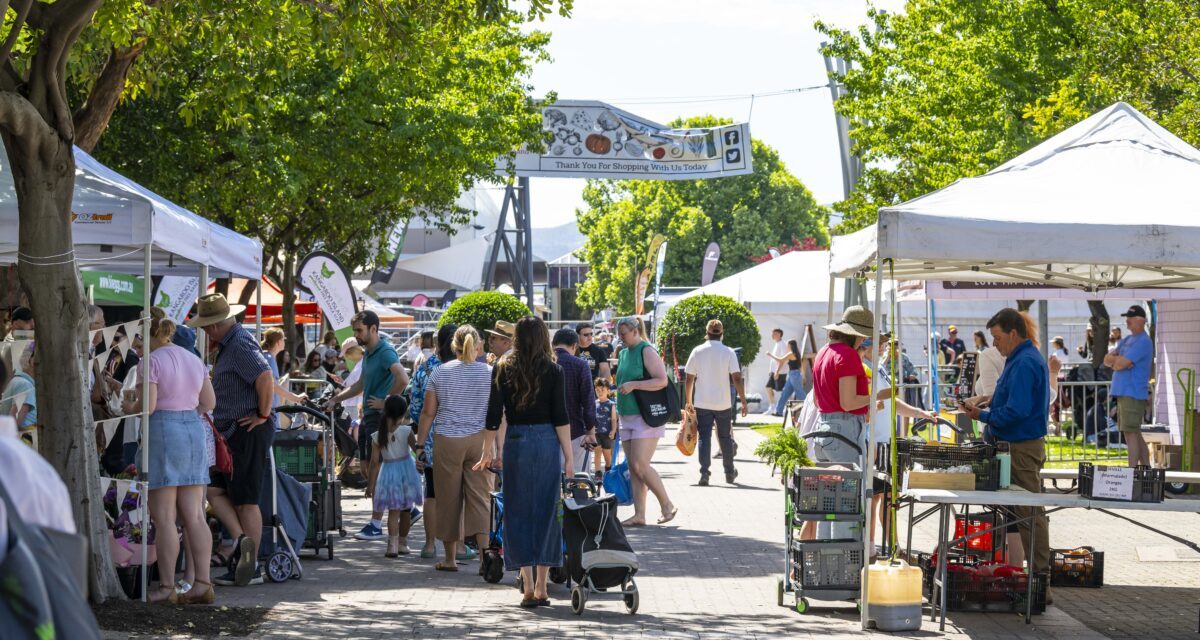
[483,465,572,586]
[275,402,347,560]
[258,447,308,582]
[562,473,640,615]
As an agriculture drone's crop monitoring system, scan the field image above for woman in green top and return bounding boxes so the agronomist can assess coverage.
[614,317,678,526]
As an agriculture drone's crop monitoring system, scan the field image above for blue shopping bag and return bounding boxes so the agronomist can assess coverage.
[603,436,633,506]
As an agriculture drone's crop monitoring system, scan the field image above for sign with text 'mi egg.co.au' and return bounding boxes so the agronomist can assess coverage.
[497,100,752,180]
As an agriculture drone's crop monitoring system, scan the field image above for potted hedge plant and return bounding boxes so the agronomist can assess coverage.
[656,294,761,368]
[437,290,531,333]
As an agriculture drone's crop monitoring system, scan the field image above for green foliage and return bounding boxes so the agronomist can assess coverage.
[438,291,531,333]
[753,427,812,478]
[656,295,760,367]
[816,0,1200,233]
[575,115,829,313]
[93,9,553,286]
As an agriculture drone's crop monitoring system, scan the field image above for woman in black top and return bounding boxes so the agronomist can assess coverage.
[480,316,571,608]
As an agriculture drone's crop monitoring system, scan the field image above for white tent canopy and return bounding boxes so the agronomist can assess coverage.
[831,102,1200,290]
[0,147,262,278]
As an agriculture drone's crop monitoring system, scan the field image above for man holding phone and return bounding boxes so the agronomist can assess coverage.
[958,308,1050,584]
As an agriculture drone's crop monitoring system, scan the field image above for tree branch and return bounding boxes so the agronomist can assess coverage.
[0,0,33,68]
[295,0,337,15]
[73,42,146,152]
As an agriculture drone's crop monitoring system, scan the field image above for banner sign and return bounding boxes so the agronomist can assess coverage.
[653,241,668,303]
[153,276,202,324]
[296,252,360,342]
[370,221,409,285]
[700,242,721,286]
[498,100,752,181]
[81,271,144,306]
[645,234,666,272]
[895,280,1199,303]
[634,268,652,316]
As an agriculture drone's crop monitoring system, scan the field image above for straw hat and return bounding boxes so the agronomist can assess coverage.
[485,320,515,340]
[186,293,245,329]
[823,305,874,339]
[341,337,363,356]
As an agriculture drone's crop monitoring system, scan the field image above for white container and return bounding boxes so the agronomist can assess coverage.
[864,559,923,631]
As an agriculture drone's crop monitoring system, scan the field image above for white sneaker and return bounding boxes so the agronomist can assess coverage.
[396,537,411,555]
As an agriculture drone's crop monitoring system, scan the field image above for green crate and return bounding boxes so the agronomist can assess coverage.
[274,442,319,478]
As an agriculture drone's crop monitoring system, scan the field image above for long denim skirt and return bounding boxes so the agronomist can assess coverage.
[502,423,563,570]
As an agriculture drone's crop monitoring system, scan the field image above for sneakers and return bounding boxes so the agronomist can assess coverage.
[409,507,422,525]
[386,536,399,558]
[698,474,710,487]
[214,566,263,587]
[397,537,411,555]
[234,535,257,586]
[355,522,386,541]
[726,469,739,484]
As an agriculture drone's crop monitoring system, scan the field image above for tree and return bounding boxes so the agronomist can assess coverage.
[656,294,760,367]
[0,0,570,603]
[575,116,829,314]
[95,15,552,352]
[816,0,1200,233]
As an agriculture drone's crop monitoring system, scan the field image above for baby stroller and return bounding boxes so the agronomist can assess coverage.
[481,471,506,583]
[562,473,640,615]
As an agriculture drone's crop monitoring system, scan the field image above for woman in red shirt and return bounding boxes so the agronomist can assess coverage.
[808,306,874,464]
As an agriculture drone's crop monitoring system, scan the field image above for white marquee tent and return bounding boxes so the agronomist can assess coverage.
[0,147,262,279]
[829,102,1200,628]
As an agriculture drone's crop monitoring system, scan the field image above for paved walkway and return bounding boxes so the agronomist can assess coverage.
[111,422,1200,639]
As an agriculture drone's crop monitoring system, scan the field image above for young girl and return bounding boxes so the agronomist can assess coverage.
[592,378,617,481]
[366,395,424,557]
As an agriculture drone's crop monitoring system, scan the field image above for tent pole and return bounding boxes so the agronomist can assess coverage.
[827,275,835,327]
[256,276,263,340]
[198,265,209,356]
[862,254,884,630]
[926,289,934,411]
[140,243,152,602]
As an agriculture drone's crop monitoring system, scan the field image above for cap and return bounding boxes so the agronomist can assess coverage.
[10,307,32,323]
[706,319,724,336]
[1120,304,1147,319]
[948,325,958,332]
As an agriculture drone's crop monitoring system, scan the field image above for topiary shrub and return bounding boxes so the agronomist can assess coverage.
[437,290,530,333]
[656,294,760,367]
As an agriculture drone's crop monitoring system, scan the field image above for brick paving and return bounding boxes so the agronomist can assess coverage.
[104,421,1200,639]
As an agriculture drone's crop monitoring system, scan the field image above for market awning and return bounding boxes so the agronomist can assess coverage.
[830,102,1200,290]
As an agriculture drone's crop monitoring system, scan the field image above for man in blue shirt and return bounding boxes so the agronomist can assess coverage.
[961,308,1050,577]
[328,310,410,541]
[1105,304,1153,467]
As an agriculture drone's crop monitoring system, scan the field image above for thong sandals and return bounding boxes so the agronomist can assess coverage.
[657,507,679,525]
[434,561,459,572]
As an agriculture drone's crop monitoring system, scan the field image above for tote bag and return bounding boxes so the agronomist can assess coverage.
[602,436,633,506]
[675,408,697,456]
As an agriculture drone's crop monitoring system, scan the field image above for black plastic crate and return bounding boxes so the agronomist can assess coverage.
[897,440,1000,471]
[941,560,1047,614]
[1050,547,1104,588]
[1079,463,1164,503]
[791,467,862,514]
[792,539,863,591]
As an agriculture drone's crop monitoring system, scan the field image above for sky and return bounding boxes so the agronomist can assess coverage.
[521,0,905,229]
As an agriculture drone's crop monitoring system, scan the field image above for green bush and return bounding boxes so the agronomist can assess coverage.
[437,290,530,333]
[656,294,760,367]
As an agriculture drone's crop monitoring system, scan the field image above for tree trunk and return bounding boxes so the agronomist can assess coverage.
[73,43,146,154]
[1087,301,1110,369]
[6,135,124,602]
[280,252,299,361]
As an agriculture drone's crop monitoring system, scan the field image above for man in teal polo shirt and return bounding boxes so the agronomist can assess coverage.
[328,310,409,540]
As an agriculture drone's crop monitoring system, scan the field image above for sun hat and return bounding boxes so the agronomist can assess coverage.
[485,320,515,340]
[186,293,245,329]
[823,305,874,339]
[341,337,363,355]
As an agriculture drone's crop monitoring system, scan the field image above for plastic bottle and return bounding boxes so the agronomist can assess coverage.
[864,558,923,631]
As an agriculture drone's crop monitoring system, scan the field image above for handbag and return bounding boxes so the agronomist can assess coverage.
[602,437,633,506]
[205,414,234,478]
[632,345,682,427]
[675,408,697,456]
[0,477,101,639]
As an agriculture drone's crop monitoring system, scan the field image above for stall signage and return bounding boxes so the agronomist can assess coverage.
[1092,465,1135,501]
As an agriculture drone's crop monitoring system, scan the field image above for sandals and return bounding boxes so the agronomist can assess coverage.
[519,597,539,608]
[657,506,679,525]
[434,561,458,572]
[621,517,646,528]
[149,584,179,605]
[178,580,215,605]
[210,550,233,569]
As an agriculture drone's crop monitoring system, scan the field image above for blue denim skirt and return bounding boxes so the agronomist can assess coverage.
[148,409,210,489]
[502,423,563,570]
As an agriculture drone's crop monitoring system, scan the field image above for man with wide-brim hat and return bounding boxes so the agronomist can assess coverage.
[808,305,876,467]
[485,320,515,358]
[191,292,276,587]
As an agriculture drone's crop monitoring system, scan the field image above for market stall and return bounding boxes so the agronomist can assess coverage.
[826,102,1200,630]
[0,146,263,601]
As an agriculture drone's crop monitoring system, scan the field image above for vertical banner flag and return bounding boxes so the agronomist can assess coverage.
[296,252,360,342]
[154,276,201,324]
[645,234,666,273]
[653,241,668,305]
[440,289,458,308]
[370,222,409,284]
[634,268,652,316]
[700,241,720,286]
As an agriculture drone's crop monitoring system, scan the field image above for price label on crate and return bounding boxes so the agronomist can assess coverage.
[1092,465,1135,501]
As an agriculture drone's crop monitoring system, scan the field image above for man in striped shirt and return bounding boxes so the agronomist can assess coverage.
[190,293,276,587]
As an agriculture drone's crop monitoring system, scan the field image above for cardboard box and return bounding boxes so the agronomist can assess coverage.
[905,470,976,491]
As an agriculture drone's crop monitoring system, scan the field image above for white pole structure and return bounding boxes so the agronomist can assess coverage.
[255,278,263,340]
[861,255,884,630]
[925,289,934,412]
[197,265,209,356]
[139,243,152,601]
[826,275,836,327]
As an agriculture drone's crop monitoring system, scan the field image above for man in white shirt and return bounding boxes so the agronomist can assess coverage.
[0,416,76,564]
[685,320,747,486]
[764,328,786,409]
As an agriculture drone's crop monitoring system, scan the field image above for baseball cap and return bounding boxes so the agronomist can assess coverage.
[706,319,724,336]
[11,307,32,323]
[1120,305,1147,318]
[948,325,958,332]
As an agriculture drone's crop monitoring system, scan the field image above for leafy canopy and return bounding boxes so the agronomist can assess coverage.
[657,294,760,368]
[438,291,532,333]
[575,115,829,314]
[817,0,1200,233]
